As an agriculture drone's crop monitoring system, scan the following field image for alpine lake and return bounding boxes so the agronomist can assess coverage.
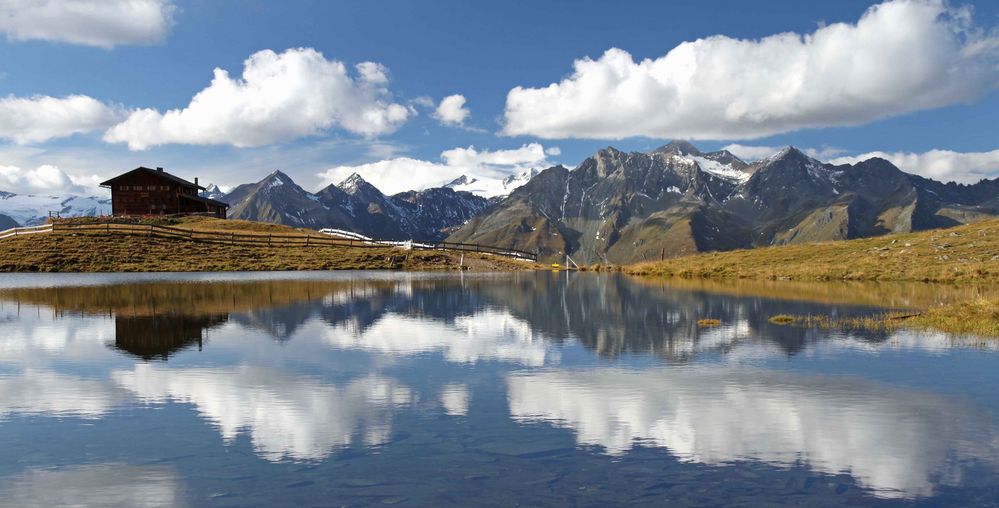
[1,271,998,507]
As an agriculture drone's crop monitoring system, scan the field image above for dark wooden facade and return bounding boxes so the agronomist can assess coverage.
[100,167,228,219]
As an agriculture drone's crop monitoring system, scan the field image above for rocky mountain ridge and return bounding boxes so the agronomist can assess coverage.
[448,141,999,263]
[222,170,489,241]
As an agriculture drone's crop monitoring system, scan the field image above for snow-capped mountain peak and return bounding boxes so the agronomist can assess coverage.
[446,168,539,198]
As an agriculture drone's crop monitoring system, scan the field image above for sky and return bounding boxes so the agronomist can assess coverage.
[0,0,997,196]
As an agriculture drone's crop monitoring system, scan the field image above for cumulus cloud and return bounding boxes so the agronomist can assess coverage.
[830,148,999,183]
[317,142,556,195]
[0,95,121,144]
[0,0,176,48]
[104,48,412,150]
[0,164,100,194]
[433,94,471,126]
[503,0,999,140]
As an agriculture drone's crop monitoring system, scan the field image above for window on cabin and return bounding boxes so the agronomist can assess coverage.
[147,185,156,191]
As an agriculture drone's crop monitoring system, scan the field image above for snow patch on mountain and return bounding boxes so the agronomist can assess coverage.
[689,155,751,183]
[446,168,539,198]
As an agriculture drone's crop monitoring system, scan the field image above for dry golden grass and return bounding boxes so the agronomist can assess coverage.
[626,218,999,284]
[766,298,999,338]
[768,315,796,324]
[0,218,538,273]
[625,219,999,337]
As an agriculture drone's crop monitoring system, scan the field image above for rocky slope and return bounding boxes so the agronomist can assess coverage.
[448,141,999,263]
[223,171,488,241]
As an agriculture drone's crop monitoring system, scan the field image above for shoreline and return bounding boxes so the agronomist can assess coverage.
[618,219,999,337]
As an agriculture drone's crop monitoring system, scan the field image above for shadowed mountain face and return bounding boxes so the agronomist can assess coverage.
[223,171,488,241]
[449,142,999,263]
[0,214,16,230]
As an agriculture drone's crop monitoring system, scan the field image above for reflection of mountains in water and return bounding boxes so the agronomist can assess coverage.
[1,274,911,361]
[478,273,899,360]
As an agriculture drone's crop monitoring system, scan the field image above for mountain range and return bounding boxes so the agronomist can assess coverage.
[221,170,489,241]
[449,141,999,263]
[3,141,995,262]
[0,191,111,229]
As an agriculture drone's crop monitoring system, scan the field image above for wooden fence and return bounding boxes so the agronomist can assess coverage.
[0,222,538,262]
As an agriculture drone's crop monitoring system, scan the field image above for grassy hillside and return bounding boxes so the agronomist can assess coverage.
[626,218,999,284]
[0,217,537,272]
[625,219,999,337]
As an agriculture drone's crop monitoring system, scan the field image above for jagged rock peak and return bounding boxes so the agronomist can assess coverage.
[765,146,808,162]
[446,175,475,187]
[338,172,371,192]
[263,169,297,186]
[653,140,703,157]
[595,146,625,158]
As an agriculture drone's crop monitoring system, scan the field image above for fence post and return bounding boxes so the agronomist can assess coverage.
[305,236,310,247]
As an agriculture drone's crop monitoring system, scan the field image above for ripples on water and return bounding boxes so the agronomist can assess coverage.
[0,271,997,506]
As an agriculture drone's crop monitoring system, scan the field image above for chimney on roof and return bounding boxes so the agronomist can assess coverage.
[156,167,163,172]
[194,177,199,187]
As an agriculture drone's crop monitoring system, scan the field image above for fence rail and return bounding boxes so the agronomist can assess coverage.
[0,222,538,261]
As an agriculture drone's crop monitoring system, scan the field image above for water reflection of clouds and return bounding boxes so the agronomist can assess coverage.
[0,369,126,419]
[0,463,182,508]
[0,310,114,363]
[507,367,997,499]
[114,365,414,462]
[440,384,470,417]
[325,310,558,366]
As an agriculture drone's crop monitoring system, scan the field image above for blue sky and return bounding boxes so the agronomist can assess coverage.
[0,0,997,195]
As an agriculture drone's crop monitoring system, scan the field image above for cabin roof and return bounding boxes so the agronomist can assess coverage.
[100,167,207,190]
[180,193,229,209]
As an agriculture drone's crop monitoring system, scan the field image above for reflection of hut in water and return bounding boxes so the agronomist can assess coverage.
[113,313,228,361]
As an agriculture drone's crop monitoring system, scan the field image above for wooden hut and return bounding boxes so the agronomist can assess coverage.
[100,167,228,218]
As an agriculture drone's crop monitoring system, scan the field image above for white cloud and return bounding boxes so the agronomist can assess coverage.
[830,148,999,183]
[104,48,412,150]
[316,142,555,195]
[433,94,471,126]
[0,164,101,194]
[0,0,176,48]
[503,0,999,140]
[0,95,121,144]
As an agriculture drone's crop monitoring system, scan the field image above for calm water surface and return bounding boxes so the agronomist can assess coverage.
[0,271,997,506]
